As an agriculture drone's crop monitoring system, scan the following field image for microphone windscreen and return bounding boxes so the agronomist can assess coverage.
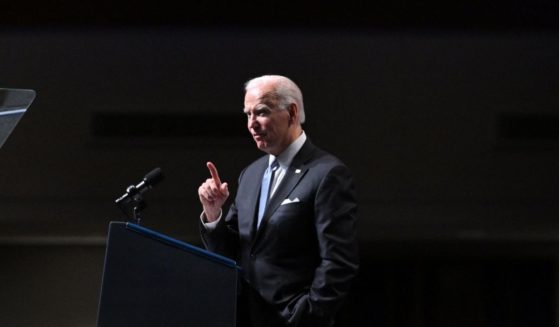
[144,167,164,186]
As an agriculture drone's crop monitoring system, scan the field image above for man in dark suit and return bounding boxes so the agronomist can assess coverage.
[198,75,359,327]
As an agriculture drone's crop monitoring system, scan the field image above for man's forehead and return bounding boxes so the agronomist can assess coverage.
[245,91,278,108]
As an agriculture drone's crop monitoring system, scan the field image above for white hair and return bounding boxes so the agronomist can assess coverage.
[245,75,306,124]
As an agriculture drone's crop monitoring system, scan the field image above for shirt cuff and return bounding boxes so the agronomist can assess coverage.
[200,210,222,230]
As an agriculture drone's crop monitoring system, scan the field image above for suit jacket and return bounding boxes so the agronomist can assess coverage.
[201,139,359,327]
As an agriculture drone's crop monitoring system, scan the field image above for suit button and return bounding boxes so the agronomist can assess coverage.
[250,253,255,259]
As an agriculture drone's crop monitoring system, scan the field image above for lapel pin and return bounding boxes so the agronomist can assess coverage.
[295,169,301,174]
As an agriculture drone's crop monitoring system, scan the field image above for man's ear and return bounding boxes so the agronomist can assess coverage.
[287,103,298,124]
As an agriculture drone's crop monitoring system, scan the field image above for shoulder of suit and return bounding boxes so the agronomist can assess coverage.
[301,142,347,167]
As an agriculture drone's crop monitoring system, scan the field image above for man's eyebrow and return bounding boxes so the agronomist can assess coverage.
[244,104,272,112]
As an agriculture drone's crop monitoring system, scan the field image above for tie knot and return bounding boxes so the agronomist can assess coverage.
[270,159,279,172]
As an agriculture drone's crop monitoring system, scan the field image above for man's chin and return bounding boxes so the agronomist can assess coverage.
[255,141,272,153]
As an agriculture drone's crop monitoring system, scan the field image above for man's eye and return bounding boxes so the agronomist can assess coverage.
[257,108,272,116]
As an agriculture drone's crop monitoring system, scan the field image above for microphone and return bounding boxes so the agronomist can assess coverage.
[115,167,164,205]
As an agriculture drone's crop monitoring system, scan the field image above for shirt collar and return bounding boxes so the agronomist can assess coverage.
[269,131,307,168]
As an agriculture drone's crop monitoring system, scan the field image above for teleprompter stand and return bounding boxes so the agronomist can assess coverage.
[97,222,239,327]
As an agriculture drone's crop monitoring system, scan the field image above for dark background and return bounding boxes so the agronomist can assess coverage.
[1,1,559,326]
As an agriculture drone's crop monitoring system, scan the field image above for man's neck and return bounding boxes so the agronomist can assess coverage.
[271,127,303,156]
[271,131,307,167]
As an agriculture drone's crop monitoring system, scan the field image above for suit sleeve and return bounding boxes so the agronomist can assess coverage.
[289,164,360,327]
[200,203,239,260]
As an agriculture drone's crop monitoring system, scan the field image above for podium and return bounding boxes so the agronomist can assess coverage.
[97,222,239,327]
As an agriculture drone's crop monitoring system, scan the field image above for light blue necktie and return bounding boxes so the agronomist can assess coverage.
[257,159,279,229]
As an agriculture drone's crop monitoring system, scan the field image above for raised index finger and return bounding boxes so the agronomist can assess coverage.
[206,161,222,186]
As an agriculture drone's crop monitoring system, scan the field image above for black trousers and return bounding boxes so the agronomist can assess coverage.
[237,282,286,327]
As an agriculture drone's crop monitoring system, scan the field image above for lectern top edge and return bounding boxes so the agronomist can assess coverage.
[120,221,238,269]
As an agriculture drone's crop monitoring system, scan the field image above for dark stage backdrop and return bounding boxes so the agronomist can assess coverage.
[1,17,559,327]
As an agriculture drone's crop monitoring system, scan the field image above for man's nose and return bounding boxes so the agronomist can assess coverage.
[248,116,259,129]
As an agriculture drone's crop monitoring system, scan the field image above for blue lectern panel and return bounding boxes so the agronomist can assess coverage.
[97,222,238,327]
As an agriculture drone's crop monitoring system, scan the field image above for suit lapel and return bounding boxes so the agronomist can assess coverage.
[251,140,316,247]
[246,159,268,242]
[263,166,307,223]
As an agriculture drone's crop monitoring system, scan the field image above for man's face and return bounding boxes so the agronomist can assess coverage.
[244,86,292,156]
